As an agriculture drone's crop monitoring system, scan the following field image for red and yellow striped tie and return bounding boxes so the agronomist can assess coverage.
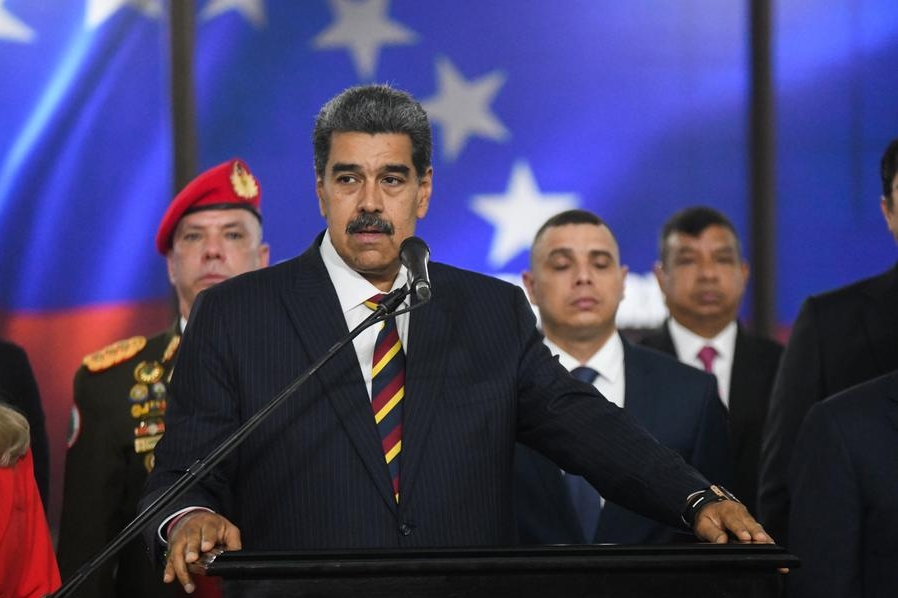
[365,294,405,503]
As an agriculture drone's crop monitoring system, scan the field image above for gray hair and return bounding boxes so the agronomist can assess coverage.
[313,84,432,181]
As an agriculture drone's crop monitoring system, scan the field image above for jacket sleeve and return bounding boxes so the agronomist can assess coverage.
[56,368,125,597]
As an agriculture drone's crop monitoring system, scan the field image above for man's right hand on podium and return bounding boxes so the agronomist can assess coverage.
[164,510,242,594]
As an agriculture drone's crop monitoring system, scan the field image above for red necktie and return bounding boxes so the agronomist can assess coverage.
[697,345,718,374]
[365,294,405,503]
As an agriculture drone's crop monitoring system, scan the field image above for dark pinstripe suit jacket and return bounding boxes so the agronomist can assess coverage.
[142,237,707,556]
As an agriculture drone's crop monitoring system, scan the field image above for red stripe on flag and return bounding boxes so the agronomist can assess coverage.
[0,299,174,534]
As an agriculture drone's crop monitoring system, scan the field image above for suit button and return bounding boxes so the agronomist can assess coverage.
[399,523,414,536]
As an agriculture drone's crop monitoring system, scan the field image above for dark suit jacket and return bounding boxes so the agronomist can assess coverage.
[759,264,898,543]
[142,237,708,557]
[787,371,898,598]
[57,328,179,598]
[640,320,782,516]
[0,340,49,508]
[515,337,732,545]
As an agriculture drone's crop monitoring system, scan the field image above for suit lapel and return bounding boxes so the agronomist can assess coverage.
[887,372,898,433]
[861,265,898,374]
[397,286,451,505]
[621,339,658,431]
[728,328,754,454]
[653,322,678,357]
[279,240,399,512]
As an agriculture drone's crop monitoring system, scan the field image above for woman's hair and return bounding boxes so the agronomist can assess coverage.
[0,401,30,467]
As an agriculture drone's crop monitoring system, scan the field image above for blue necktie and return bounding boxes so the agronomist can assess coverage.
[564,366,603,541]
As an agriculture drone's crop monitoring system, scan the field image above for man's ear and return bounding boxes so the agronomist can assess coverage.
[652,261,666,293]
[522,271,538,305]
[166,253,176,285]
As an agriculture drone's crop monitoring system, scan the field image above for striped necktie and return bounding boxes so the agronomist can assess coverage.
[365,294,405,503]
[565,366,602,541]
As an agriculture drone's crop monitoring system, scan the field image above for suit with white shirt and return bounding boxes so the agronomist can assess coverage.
[140,233,711,558]
[640,318,782,514]
[514,333,733,544]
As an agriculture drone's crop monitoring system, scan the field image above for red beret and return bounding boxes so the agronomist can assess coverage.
[155,158,262,255]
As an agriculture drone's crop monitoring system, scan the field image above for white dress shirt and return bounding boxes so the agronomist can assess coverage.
[543,333,626,409]
[320,230,410,399]
[667,318,737,408]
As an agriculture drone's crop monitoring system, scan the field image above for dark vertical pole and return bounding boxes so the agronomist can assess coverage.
[749,0,776,337]
[170,0,197,193]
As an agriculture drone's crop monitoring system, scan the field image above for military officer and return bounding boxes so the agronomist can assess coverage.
[57,159,270,598]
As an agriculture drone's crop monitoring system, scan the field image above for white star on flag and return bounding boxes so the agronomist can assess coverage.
[86,0,162,29]
[0,0,34,42]
[422,56,509,162]
[201,0,266,28]
[471,161,580,268]
[312,0,417,80]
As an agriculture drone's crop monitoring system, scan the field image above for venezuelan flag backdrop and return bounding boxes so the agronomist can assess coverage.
[1,0,897,532]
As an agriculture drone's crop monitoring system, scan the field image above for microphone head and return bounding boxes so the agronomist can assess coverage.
[399,236,430,265]
[400,236,432,303]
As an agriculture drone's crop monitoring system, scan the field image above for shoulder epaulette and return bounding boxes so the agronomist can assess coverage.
[82,336,147,373]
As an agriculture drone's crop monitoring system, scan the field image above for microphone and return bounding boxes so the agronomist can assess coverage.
[400,236,432,302]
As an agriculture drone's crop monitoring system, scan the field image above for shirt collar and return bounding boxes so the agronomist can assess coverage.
[319,229,409,314]
[543,332,625,384]
[667,317,738,361]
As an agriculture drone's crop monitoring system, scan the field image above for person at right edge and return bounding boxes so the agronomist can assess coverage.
[786,370,898,598]
[140,84,773,596]
[758,138,898,545]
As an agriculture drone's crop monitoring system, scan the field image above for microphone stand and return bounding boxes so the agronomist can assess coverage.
[50,286,414,598]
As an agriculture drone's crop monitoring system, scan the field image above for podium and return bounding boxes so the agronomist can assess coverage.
[190,544,797,597]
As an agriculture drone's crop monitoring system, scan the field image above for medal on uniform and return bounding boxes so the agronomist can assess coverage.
[129,383,149,402]
[134,360,164,384]
[151,381,167,399]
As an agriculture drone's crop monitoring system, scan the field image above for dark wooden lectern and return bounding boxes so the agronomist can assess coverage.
[191,544,797,597]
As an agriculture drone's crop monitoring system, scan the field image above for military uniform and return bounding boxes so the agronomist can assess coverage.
[57,325,180,598]
[56,157,261,598]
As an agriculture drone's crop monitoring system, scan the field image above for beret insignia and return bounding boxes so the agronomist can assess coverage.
[82,336,147,373]
[230,160,259,200]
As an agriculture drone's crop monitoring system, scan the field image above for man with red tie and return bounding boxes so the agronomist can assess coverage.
[640,206,783,516]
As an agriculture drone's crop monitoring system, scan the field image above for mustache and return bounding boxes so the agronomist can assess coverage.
[345,213,395,235]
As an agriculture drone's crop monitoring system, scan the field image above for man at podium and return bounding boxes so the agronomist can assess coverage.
[141,84,772,595]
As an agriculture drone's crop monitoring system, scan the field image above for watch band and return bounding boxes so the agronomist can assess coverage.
[681,484,740,528]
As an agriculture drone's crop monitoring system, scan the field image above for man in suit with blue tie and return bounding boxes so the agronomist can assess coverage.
[515,210,734,545]
[142,84,772,594]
